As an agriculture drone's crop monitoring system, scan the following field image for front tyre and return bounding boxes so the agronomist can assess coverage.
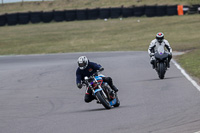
[96,91,111,109]
[159,62,165,79]
[113,93,120,107]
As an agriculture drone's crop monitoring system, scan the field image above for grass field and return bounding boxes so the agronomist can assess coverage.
[0,15,200,55]
[175,49,200,82]
[0,0,200,82]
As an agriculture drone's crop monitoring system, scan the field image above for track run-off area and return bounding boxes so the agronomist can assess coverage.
[1,51,200,133]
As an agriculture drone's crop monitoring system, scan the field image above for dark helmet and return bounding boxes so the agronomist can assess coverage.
[156,32,164,43]
[77,56,88,70]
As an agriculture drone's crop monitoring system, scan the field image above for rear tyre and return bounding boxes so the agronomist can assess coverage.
[96,91,111,109]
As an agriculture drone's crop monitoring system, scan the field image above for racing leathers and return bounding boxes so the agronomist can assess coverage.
[76,61,118,103]
[148,39,172,68]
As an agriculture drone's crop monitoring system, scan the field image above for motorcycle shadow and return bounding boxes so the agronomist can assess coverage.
[71,108,108,113]
[71,105,121,113]
[142,76,183,82]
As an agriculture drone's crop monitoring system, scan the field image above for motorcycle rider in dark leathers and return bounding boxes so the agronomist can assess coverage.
[148,32,173,69]
[76,56,118,103]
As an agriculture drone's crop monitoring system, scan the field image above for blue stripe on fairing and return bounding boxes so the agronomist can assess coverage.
[94,88,102,94]
[95,76,102,80]
[109,98,117,106]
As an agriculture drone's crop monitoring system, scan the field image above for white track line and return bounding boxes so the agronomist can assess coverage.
[172,59,200,91]
[172,59,200,133]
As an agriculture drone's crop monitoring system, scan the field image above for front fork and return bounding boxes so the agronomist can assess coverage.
[91,85,108,102]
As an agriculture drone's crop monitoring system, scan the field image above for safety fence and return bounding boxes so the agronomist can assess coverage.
[0,5,199,26]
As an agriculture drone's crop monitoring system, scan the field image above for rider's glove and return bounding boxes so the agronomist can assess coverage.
[77,83,82,89]
[150,53,154,57]
[99,67,104,71]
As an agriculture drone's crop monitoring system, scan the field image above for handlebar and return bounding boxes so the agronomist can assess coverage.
[82,69,104,85]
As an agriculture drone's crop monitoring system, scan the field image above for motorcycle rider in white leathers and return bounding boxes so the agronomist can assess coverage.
[148,32,172,69]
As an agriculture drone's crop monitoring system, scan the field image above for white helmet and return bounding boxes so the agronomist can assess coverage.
[77,56,88,70]
[156,32,164,43]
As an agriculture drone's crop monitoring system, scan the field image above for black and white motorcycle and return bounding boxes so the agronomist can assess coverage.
[153,46,169,79]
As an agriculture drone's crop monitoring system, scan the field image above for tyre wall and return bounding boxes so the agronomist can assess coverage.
[65,10,76,21]
[30,11,42,23]
[0,14,7,26]
[1,5,198,26]
[110,7,122,18]
[99,8,110,19]
[134,6,145,17]
[53,10,65,22]
[76,9,88,20]
[156,5,167,16]
[18,12,30,24]
[122,7,134,18]
[87,8,99,20]
[6,13,18,25]
[42,11,54,23]
[167,5,178,16]
[145,6,156,17]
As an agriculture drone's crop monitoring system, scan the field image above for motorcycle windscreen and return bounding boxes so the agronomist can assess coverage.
[155,46,168,60]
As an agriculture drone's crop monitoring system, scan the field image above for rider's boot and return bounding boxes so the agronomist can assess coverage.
[150,60,155,69]
[167,55,172,68]
[111,85,118,92]
[167,62,170,68]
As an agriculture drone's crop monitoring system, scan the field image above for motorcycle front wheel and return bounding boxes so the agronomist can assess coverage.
[96,91,111,109]
[158,62,165,79]
[113,93,120,107]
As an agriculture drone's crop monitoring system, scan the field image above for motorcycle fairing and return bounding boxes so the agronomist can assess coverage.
[94,88,103,94]
[155,53,168,61]
[109,98,117,106]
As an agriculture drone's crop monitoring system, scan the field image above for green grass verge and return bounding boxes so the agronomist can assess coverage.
[175,49,200,80]
[0,14,200,55]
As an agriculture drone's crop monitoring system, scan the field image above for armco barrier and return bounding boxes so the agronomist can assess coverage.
[87,8,99,20]
[99,8,110,19]
[18,12,30,24]
[122,7,134,18]
[42,11,54,23]
[65,10,76,21]
[30,11,42,23]
[110,7,122,18]
[53,10,65,22]
[134,6,145,16]
[156,5,167,16]
[6,13,18,25]
[0,14,7,26]
[76,9,87,20]
[145,6,156,17]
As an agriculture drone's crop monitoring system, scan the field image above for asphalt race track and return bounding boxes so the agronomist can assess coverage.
[1,51,200,133]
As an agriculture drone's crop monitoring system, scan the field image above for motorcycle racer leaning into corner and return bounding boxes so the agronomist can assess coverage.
[148,32,173,69]
[76,56,119,103]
